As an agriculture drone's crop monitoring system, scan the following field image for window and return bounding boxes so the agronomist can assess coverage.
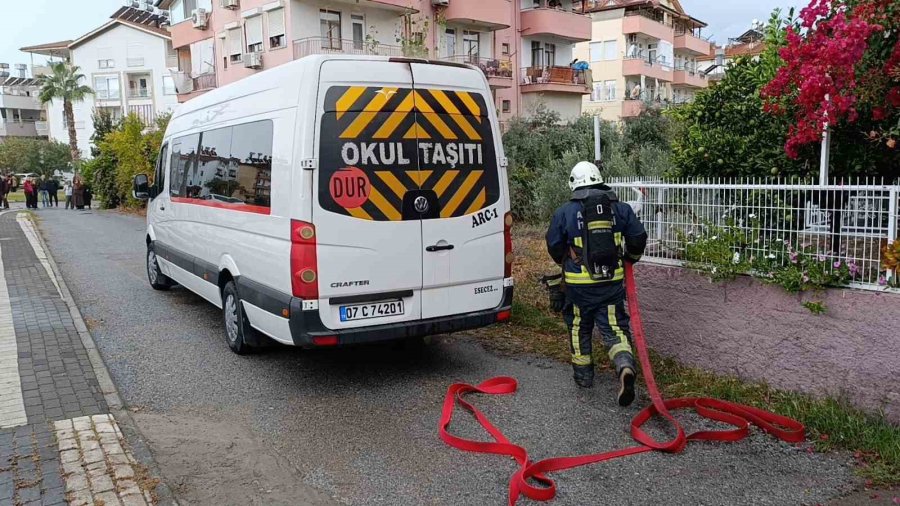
[192,126,232,199]
[170,122,273,208]
[228,27,243,63]
[169,133,200,198]
[531,41,542,67]
[463,31,480,63]
[229,122,273,207]
[153,143,168,200]
[501,100,510,113]
[501,43,510,55]
[128,76,151,98]
[267,8,286,49]
[127,43,145,67]
[545,43,556,67]
[445,29,456,57]
[163,75,177,95]
[604,80,616,100]
[351,14,364,50]
[245,15,263,53]
[591,82,602,101]
[98,59,115,69]
[191,38,215,75]
[589,41,603,62]
[603,40,618,60]
[320,10,341,50]
[93,75,120,100]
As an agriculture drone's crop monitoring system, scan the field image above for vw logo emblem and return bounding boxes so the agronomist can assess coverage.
[414,196,430,213]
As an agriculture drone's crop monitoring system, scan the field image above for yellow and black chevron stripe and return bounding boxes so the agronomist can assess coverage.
[318,86,499,222]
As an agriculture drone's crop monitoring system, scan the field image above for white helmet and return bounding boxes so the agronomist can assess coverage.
[568,161,603,191]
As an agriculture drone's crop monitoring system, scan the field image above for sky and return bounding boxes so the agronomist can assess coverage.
[0,0,811,74]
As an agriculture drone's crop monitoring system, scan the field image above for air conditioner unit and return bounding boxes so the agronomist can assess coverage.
[172,71,193,94]
[243,52,263,69]
[432,0,449,6]
[221,0,239,9]
[191,8,209,29]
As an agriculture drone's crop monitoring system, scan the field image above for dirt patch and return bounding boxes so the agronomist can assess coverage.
[131,412,336,506]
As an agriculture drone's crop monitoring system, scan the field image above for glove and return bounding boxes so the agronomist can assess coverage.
[540,273,566,313]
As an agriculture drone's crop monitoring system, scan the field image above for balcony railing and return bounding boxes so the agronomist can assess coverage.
[293,37,405,60]
[439,55,513,80]
[520,66,590,89]
[192,73,217,92]
[127,89,152,99]
[624,51,673,69]
[674,64,704,76]
[624,9,673,27]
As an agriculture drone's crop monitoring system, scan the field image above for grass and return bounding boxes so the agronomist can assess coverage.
[475,224,900,486]
[6,190,65,203]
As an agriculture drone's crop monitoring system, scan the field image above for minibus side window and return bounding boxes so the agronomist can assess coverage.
[192,126,233,201]
[228,121,273,207]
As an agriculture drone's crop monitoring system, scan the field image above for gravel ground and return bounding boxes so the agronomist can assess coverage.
[37,207,860,505]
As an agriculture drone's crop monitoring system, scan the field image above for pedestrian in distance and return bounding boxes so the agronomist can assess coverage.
[2,175,11,209]
[84,185,93,209]
[23,176,37,209]
[544,161,648,406]
[39,176,50,208]
[0,175,6,210]
[72,177,85,210]
[48,177,60,207]
[64,180,73,209]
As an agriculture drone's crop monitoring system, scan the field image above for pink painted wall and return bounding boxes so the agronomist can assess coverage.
[633,263,900,423]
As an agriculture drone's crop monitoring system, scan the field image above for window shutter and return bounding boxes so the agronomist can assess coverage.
[127,43,146,67]
[267,8,285,38]
[246,16,263,48]
[228,28,243,57]
[603,40,617,60]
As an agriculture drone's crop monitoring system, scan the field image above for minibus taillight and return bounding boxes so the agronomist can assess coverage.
[503,212,513,278]
[290,220,318,300]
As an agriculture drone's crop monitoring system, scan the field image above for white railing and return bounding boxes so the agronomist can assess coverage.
[606,177,900,291]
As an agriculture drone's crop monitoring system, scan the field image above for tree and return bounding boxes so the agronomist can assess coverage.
[0,138,71,177]
[762,0,900,176]
[38,62,93,170]
[100,114,150,207]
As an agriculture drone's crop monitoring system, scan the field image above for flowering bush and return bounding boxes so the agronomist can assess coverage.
[681,222,863,312]
[762,0,900,166]
[882,240,900,288]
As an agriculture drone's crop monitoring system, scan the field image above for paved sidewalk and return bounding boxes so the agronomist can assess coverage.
[0,211,158,506]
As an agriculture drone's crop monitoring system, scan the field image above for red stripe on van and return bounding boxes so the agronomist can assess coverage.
[170,197,271,215]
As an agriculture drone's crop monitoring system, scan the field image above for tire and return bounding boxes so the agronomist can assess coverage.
[222,281,256,355]
[146,243,173,291]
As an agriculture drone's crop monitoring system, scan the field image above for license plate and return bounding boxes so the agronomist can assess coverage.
[339,300,405,322]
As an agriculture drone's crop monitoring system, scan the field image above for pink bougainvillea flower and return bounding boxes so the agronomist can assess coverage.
[878,275,887,286]
[872,107,887,121]
[833,260,842,268]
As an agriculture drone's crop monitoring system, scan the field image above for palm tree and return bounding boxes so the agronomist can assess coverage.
[38,62,93,173]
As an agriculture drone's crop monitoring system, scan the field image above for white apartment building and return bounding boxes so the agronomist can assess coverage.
[23,5,179,157]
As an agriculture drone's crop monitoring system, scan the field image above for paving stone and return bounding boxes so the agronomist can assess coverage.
[94,490,122,506]
[90,473,115,494]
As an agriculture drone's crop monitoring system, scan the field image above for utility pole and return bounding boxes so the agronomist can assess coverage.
[593,115,602,170]
[819,93,830,186]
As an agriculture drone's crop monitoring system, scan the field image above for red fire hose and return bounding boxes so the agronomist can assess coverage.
[439,262,806,505]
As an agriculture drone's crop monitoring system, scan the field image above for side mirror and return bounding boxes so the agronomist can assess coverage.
[133,174,150,200]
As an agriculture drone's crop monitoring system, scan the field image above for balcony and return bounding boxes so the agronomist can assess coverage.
[520,8,591,42]
[674,31,712,56]
[672,66,707,88]
[520,66,591,94]
[622,11,674,42]
[0,120,39,137]
[168,19,214,50]
[439,55,513,88]
[444,0,510,30]
[622,54,672,82]
[330,0,419,12]
[621,100,643,118]
[293,37,405,60]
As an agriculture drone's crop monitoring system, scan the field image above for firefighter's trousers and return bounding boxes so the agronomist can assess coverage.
[562,283,635,374]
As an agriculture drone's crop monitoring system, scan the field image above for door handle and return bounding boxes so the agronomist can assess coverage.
[426,244,454,252]
[159,203,166,211]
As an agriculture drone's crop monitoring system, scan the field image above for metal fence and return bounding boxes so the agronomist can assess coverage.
[606,177,900,291]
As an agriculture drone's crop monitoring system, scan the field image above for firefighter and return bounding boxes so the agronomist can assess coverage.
[544,161,647,406]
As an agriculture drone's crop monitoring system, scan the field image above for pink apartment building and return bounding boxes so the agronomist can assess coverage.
[155,0,594,122]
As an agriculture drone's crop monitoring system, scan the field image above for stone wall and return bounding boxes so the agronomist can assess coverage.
[634,263,900,423]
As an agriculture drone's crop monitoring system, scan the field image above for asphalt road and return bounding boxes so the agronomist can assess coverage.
[38,207,859,505]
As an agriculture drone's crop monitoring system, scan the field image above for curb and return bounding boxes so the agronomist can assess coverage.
[17,210,180,506]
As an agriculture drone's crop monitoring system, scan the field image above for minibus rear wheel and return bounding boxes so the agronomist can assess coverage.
[146,243,173,290]
[222,281,254,354]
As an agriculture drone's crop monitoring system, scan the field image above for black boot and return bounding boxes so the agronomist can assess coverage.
[572,364,594,388]
[617,367,636,407]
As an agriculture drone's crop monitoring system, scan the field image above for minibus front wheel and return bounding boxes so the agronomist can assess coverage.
[146,244,173,291]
